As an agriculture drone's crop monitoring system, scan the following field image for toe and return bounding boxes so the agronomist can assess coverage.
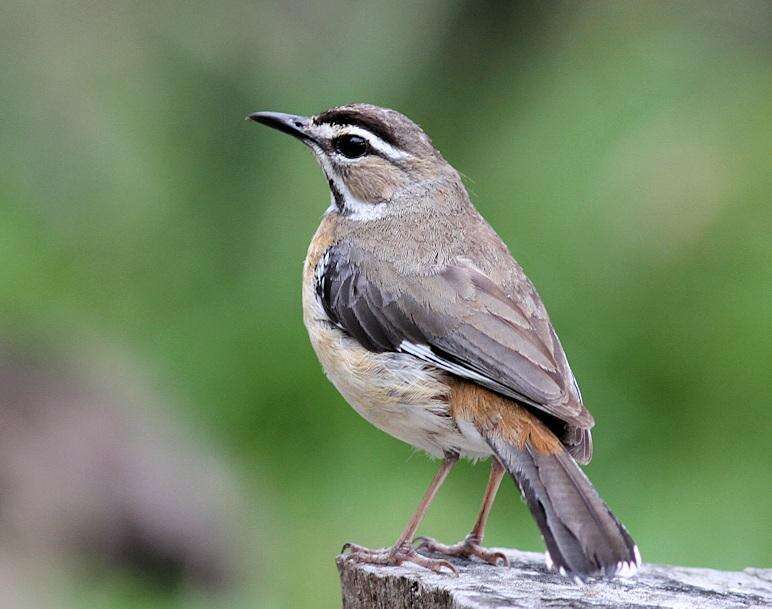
[481,550,509,567]
[435,559,459,576]
[414,555,458,576]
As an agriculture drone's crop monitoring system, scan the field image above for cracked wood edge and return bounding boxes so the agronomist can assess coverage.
[337,548,771,609]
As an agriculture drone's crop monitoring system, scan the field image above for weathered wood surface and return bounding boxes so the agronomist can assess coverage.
[337,548,771,608]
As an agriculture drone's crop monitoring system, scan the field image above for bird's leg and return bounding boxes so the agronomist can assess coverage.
[342,454,459,574]
[414,458,509,566]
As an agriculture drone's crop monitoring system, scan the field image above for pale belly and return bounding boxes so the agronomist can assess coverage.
[302,277,491,459]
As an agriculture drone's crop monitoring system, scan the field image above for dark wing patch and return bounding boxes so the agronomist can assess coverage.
[315,245,593,448]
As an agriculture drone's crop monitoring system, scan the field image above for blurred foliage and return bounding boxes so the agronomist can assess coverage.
[1,1,770,607]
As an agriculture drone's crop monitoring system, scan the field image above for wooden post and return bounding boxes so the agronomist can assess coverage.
[337,548,771,608]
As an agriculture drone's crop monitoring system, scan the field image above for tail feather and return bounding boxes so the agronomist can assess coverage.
[487,435,640,580]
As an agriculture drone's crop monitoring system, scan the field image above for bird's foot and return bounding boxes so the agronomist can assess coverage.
[413,534,509,566]
[341,541,458,575]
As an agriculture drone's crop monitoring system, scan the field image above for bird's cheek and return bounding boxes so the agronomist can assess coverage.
[347,165,407,204]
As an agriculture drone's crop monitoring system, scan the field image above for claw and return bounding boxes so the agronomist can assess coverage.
[428,558,458,576]
[413,555,458,575]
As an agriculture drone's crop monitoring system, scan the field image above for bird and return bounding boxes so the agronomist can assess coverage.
[248,103,640,581]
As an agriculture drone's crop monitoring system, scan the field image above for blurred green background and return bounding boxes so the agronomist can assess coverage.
[1,1,770,607]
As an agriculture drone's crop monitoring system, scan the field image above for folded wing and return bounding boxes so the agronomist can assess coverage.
[316,243,593,461]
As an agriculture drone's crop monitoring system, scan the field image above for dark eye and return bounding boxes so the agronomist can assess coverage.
[333,134,369,159]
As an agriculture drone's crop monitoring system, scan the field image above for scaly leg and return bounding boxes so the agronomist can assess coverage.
[342,454,459,574]
[414,458,509,566]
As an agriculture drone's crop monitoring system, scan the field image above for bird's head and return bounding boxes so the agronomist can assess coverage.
[248,104,460,219]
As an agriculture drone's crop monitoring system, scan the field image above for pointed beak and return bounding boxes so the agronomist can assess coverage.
[246,111,314,143]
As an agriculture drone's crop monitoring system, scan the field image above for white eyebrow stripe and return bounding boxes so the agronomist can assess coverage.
[337,125,410,161]
[313,123,338,140]
[313,123,409,161]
